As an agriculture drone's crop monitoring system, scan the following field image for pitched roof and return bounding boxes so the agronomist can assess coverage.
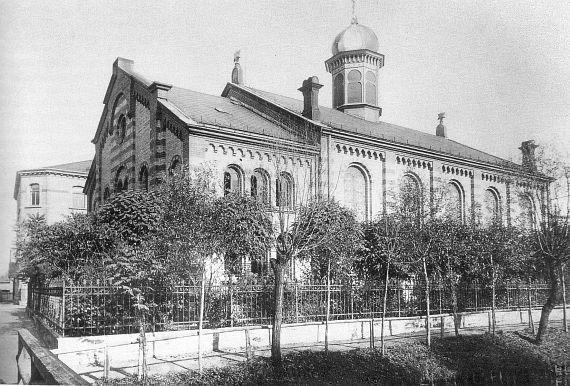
[41,160,92,174]
[164,86,307,142]
[240,86,521,170]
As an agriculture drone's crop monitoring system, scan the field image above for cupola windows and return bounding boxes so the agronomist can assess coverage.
[347,69,362,104]
[333,73,345,108]
[365,71,377,105]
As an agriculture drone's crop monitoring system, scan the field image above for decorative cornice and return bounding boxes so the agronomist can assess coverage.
[325,49,384,73]
[396,154,432,171]
[335,143,385,161]
[442,164,474,178]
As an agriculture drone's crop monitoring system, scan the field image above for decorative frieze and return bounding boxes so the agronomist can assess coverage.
[441,164,473,178]
[208,143,311,168]
[335,144,385,161]
[396,155,432,170]
[481,172,507,184]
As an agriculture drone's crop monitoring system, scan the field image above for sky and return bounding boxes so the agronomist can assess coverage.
[0,0,569,275]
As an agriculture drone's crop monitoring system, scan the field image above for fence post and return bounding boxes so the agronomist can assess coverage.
[397,279,401,317]
[474,283,478,312]
[294,280,299,324]
[60,281,66,337]
[104,342,109,379]
[230,282,234,328]
[506,282,510,309]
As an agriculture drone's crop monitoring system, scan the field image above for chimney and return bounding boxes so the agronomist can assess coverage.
[298,76,323,121]
[436,112,447,138]
[520,140,539,172]
[231,50,243,85]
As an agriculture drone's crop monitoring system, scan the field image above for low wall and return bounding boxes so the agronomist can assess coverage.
[17,329,88,385]
[55,308,565,371]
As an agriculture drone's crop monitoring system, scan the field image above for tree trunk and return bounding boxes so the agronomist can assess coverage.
[271,261,285,367]
[527,278,535,335]
[198,268,206,374]
[422,257,431,348]
[536,261,559,343]
[325,258,331,353]
[137,293,147,382]
[451,282,460,336]
[561,264,568,333]
[381,262,390,356]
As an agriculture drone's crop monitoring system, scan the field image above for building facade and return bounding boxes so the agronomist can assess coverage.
[14,160,91,225]
[85,20,549,274]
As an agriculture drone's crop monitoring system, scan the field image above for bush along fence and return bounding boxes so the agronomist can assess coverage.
[27,278,560,338]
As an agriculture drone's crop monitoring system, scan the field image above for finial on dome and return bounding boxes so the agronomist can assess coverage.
[351,0,358,24]
[231,49,243,85]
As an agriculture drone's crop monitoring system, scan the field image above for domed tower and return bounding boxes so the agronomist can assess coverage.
[325,17,384,122]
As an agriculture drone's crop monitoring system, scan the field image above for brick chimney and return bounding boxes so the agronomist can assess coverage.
[298,76,323,121]
[519,140,539,172]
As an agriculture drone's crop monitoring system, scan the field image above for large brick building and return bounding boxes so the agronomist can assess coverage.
[85,19,549,272]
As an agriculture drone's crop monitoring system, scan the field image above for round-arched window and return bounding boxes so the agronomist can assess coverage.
[400,174,421,214]
[365,71,377,105]
[224,165,243,196]
[518,194,534,230]
[139,165,149,191]
[333,73,345,108]
[483,188,500,225]
[444,182,464,223]
[276,172,294,208]
[117,115,127,143]
[251,169,269,204]
[342,165,368,221]
[347,69,362,103]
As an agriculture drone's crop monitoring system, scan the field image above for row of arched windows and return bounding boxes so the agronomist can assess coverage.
[223,165,294,208]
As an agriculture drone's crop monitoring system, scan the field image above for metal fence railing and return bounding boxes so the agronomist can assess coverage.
[27,279,560,337]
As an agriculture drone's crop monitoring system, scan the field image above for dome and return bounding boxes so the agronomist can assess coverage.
[332,18,379,55]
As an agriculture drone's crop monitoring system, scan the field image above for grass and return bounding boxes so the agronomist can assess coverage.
[102,328,570,385]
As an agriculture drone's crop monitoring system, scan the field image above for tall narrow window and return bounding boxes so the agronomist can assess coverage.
[223,166,242,196]
[483,188,500,225]
[104,187,110,201]
[139,165,149,191]
[30,184,40,206]
[444,182,463,223]
[117,114,127,143]
[276,172,293,208]
[72,186,85,209]
[365,71,377,105]
[251,169,269,204]
[342,166,368,221]
[168,156,181,176]
[518,194,534,230]
[400,174,421,217]
[347,69,362,103]
[333,73,345,108]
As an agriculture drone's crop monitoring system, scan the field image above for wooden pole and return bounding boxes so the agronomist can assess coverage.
[198,267,206,374]
[325,259,331,353]
[381,262,389,356]
[527,279,535,334]
[561,264,568,333]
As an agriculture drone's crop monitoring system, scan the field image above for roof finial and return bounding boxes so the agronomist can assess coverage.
[231,49,243,85]
[438,112,446,125]
[233,49,241,64]
[436,112,447,138]
[351,0,358,24]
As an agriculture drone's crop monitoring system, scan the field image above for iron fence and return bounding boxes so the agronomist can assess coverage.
[27,279,560,337]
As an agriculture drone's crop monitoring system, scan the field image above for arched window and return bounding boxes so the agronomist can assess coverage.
[518,194,534,230]
[276,172,294,208]
[251,169,269,204]
[400,174,421,215]
[103,187,110,201]
[72,186,85,209]
[444,181,464,223]
[365,71,377,105]
[168,156,181,176]
[342,165,368,221]
[123,176,129,191]
[30,184,40,206]
[139,165,149,191]
[115,166,126,193]
[333,73,345,108]
[117,114,127,143]
[224,165,243,196]
[483,188,500,225]
[347,69,362,103]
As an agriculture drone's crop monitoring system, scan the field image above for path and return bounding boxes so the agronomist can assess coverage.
[0,303,34,384]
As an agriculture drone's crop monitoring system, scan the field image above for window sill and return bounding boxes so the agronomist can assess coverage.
[24,206,41,209]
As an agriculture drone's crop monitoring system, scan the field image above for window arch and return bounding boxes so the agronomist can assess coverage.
[482,188,501,225]
[30,183,40,206]
[224,165,243,196]
[168,156,181,176]
[443,180,464,223]
[400,174,422,216]
[347,69,362,103]
[115,166,126,193]
[139,164,149,191]
[276,172,294,208]
[117,114,127,143]
[72,186,85,209]
[518,194,534,230]
[342,164,369,221]
[333,73,345,108]
[365,71,377,105]
[251,168,270,204]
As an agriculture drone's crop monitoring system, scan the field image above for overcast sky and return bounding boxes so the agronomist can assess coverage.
[0,0,569,275]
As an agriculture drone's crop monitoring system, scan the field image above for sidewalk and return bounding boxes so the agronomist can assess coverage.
[0,303,35,384]
[76,322,538,383]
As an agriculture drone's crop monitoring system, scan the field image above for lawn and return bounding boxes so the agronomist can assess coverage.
[104,328,569,385]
